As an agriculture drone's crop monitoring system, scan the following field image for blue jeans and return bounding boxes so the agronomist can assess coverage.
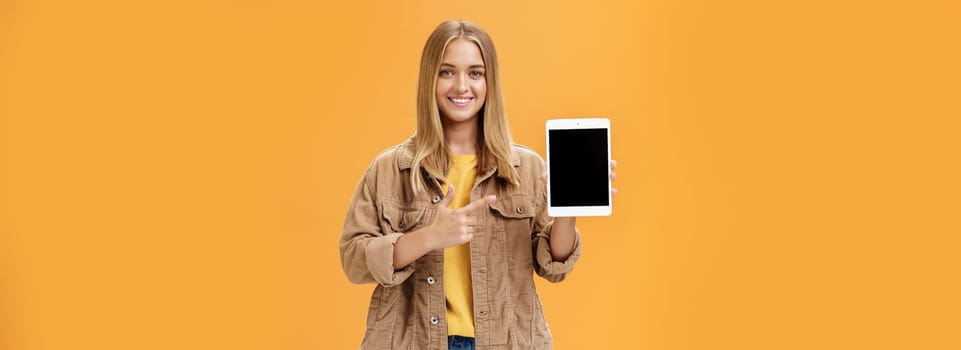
[448,335,475,350]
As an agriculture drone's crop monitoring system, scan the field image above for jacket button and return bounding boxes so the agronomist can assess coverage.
[432,195,441,204]
[427,276,436,284]
[430,316,439,325]
[516,207,524,214]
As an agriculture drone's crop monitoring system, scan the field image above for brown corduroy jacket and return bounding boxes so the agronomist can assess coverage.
[339,138,582,350]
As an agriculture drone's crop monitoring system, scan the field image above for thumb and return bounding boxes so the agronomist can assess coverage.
[440,184,455,208]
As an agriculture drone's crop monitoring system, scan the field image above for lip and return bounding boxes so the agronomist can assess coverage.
[447,96,473,108]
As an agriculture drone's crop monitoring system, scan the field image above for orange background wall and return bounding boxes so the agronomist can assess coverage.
[2,0,959,349]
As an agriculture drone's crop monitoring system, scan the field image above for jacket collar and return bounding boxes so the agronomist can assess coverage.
[397,137,521,171]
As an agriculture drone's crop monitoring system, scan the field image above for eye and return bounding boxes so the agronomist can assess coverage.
[469,70,484,78]
[439,69,453,77]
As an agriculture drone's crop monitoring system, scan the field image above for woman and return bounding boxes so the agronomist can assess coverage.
[340,20,616,350]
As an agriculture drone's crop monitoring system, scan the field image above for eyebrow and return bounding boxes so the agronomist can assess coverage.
[440,63,486,69]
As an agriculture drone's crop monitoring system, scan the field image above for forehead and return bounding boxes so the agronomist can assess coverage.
[441,38,484,65]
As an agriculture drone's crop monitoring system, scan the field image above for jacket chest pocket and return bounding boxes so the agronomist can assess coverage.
[489,194,536,251]
[380,201,433,234]
[489,194,535,228]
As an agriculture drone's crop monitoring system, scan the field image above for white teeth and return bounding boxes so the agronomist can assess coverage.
[450,97,471,104]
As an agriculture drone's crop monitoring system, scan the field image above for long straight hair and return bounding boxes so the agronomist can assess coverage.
[410,20,519,194]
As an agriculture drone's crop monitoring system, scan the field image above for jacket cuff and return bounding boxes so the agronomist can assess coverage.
[534,222,582,281]
[365,232,415,287]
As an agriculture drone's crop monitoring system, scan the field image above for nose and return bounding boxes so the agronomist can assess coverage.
[456,74,469,93]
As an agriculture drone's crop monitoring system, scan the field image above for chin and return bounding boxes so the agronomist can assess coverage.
[442,111,479,123]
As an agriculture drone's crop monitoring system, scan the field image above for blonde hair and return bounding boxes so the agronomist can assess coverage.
[410,20,519,194]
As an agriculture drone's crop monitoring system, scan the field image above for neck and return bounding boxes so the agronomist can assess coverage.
[443,118,479,155]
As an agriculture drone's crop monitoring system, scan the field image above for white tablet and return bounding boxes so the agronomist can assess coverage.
[546,118,612,217]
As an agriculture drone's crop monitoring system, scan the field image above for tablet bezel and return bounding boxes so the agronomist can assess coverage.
[545,118,612,217]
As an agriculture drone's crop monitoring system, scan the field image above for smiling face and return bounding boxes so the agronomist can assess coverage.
[435,38,487,125]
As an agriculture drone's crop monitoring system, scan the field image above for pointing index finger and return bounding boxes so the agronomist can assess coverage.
[462,195,496,213]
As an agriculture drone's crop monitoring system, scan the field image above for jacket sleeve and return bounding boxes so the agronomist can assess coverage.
[531,159,582,283]
[339,167,415,287]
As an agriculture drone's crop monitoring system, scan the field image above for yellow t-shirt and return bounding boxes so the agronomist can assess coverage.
[442,154,477,337]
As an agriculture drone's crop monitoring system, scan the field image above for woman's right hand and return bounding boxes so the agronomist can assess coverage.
[428,185,495,249]
[391,185,495,269]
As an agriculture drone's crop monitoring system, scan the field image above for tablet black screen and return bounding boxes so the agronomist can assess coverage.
[548,128,610,207]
